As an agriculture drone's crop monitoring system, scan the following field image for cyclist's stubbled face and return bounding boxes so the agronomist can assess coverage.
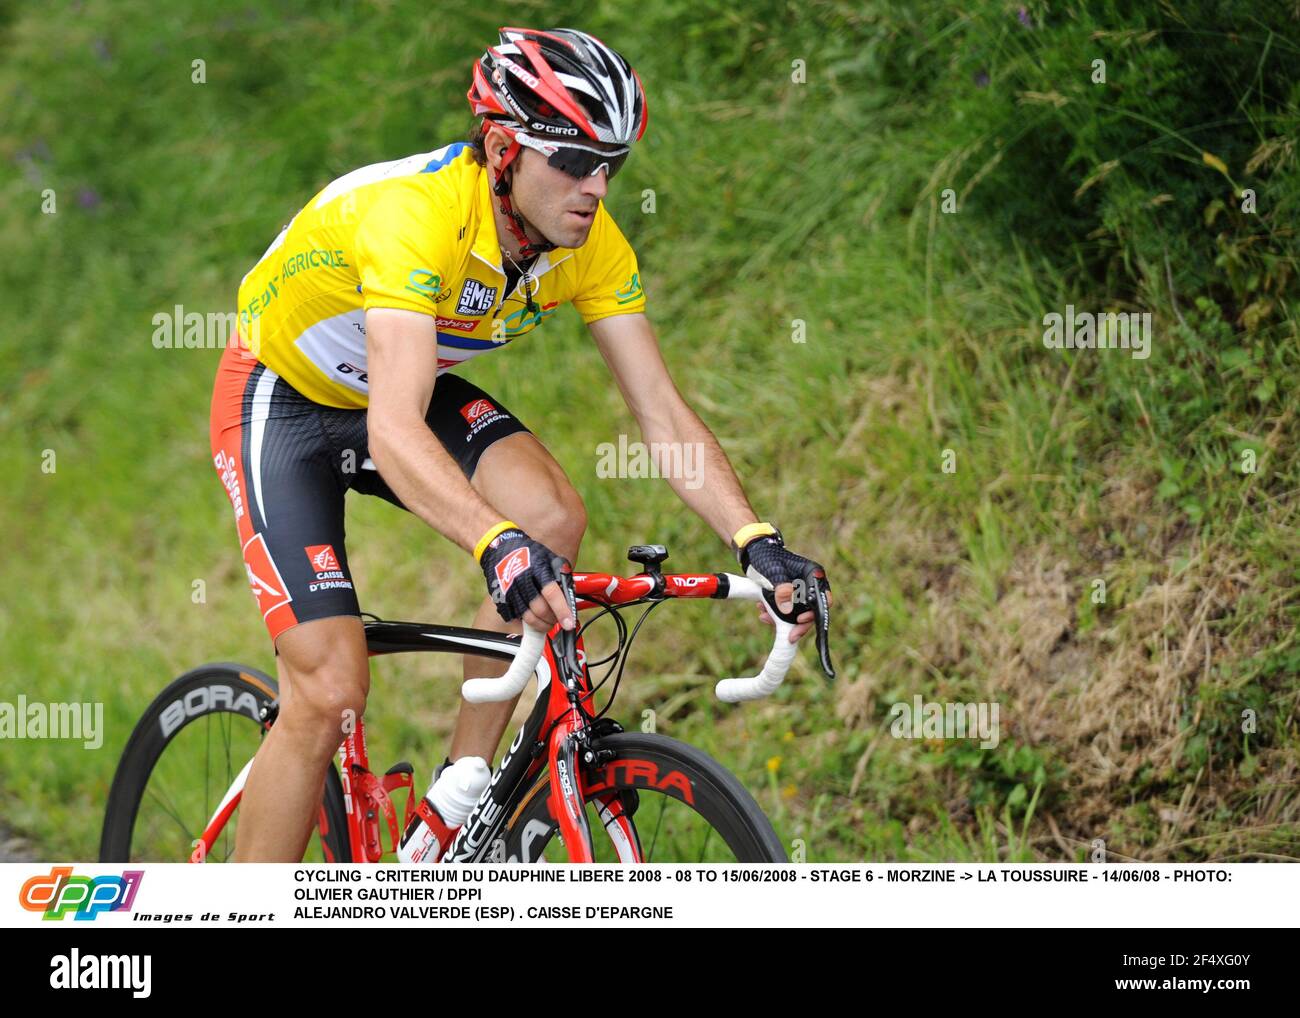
[509,146,608,250]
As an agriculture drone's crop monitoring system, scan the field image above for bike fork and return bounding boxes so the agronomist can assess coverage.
[548,722,595,862]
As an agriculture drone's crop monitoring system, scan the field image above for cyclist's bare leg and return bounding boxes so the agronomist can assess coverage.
[452,432,586,764]
[233,615,370,862]
[267,653,329,818]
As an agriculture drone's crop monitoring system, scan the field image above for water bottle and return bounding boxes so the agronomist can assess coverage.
[397,755,491,864]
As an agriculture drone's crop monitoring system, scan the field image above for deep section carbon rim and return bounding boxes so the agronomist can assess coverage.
[503,732,787,863]
[99,663,349,863]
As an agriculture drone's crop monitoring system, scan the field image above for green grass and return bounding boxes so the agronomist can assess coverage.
[1,0,1297,861]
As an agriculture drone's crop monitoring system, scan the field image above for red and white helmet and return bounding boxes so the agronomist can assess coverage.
[468,27,647,147]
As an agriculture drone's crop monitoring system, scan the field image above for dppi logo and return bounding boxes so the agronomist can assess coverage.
[19,866,144,921]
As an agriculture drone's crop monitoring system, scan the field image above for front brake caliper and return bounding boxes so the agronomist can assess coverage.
[582,718,637,815]
[583,717,624,767]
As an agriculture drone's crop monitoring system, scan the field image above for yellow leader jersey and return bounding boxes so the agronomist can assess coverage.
[236,141,646,408]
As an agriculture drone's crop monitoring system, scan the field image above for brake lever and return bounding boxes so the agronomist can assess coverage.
[808,568,835,682]
[551,555,582,683]
[756,564,835,683]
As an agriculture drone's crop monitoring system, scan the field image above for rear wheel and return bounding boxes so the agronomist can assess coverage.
[100,663,350,863]
[503,733,786,863]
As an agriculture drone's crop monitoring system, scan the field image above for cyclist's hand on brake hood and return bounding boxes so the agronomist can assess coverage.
[476,523,574,632]
[735,524,833,649]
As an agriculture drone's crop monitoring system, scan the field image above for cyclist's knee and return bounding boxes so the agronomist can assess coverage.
[274,618,369,750]
[295,670,367,720]
[280,668,368,754]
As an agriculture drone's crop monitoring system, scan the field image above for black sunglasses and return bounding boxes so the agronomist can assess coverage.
[515,133,631,180]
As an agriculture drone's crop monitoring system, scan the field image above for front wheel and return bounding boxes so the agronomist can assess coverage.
[503,733,787,863]
[100,663,350,863]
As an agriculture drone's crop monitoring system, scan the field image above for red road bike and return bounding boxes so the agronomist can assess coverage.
[101,544,834,863]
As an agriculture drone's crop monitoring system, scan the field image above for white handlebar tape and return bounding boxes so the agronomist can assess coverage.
[716,616,798,702]
[716,573,800,702]
[461,625,548,704]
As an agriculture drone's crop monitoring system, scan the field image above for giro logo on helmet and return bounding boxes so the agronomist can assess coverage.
[494,53,541,91]
[531,122,580,136]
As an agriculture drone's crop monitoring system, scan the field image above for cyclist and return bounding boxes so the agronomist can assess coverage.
[208,26,833,862]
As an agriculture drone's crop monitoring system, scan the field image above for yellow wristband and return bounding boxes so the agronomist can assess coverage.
[474,520,520,563]
[732,521,777,550]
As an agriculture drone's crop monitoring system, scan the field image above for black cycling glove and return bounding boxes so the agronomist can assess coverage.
[736,526,832,624]
[478,525,562,623]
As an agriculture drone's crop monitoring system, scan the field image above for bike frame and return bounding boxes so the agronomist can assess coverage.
[192,570,732,864]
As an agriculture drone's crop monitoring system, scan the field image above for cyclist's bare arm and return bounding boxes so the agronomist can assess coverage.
[588,312,830,640]
[365,307,571,628]
[366,309,505,548]
[589,312,757,540]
